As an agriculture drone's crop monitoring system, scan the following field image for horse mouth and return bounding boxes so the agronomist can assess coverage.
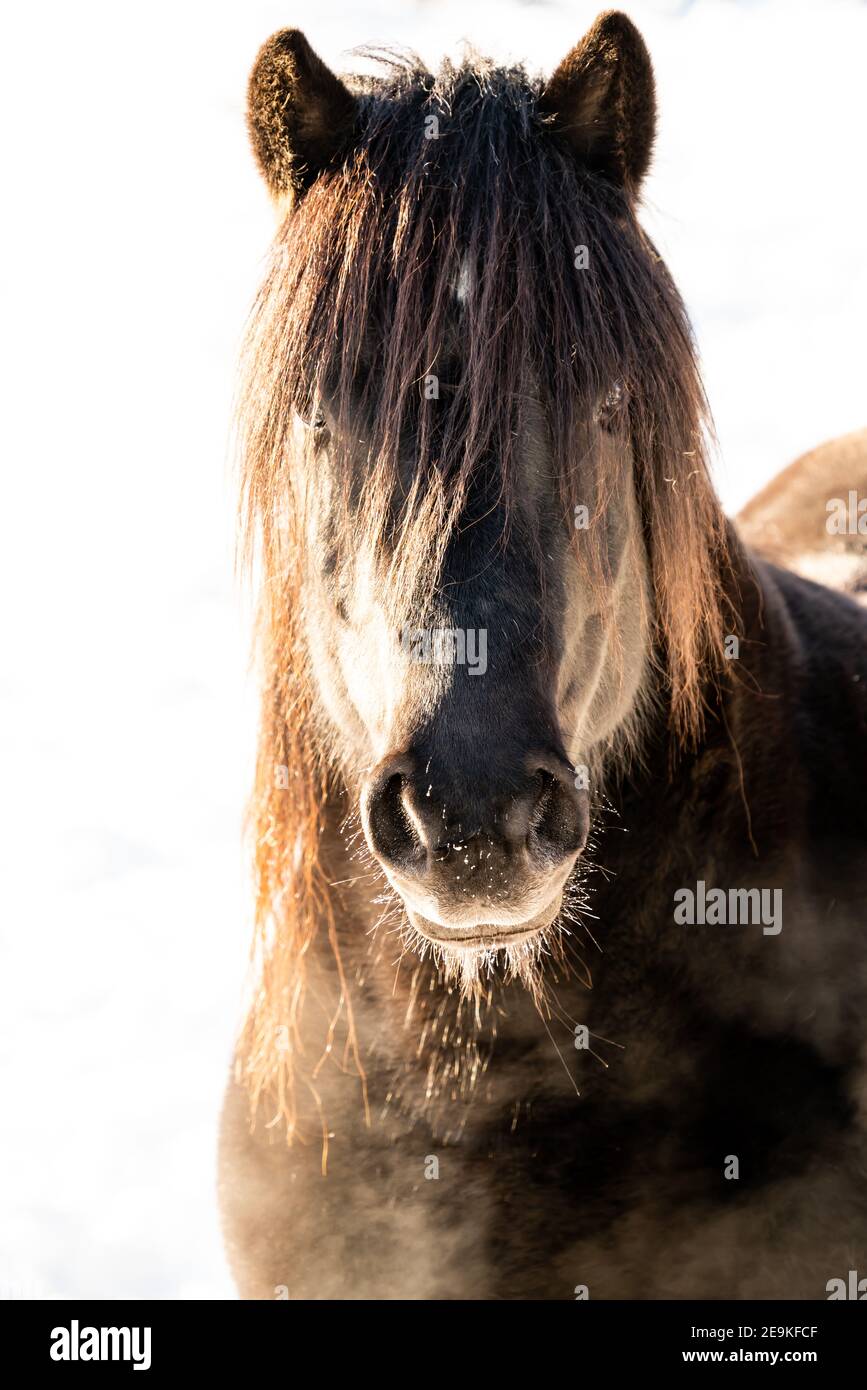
[406,898,562,951]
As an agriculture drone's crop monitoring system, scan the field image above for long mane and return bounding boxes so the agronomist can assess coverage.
[235,53,733,1142]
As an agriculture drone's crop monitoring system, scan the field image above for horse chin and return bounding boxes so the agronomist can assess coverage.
[407,896,562,950]
[402,896,564,997]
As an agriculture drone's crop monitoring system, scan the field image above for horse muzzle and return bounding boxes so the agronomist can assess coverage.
[360,750,588,944]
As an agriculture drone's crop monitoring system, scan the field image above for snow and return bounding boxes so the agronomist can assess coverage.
[0,0,864,1299]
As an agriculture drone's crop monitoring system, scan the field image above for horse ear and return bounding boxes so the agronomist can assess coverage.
[539,11,656,192]
[247,29,358,208]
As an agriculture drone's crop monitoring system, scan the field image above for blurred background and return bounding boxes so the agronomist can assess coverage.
[0,0,865,1298]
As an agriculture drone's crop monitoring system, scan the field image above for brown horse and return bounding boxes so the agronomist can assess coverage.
[737,428,867,598]
[219,14,867,1299]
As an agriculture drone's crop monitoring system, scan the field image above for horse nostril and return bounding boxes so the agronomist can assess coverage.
[362,763,425,873]
[362,753,588,880]
[529,768,589,863]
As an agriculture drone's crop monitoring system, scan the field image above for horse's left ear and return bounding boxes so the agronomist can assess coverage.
[247,29,358,209]
[539,11,656,192]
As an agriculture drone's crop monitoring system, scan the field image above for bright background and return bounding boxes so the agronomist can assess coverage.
[1,0,865,1298]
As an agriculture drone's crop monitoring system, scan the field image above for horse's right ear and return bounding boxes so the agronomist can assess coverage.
[539,11,656,192]
[247,29,358,210]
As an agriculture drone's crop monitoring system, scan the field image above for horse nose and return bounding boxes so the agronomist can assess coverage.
[361,753,589,879]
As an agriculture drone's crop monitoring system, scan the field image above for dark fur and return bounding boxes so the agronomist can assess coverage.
[247,29,357,201]
[220,14,867,1299]
[539,11,656,189]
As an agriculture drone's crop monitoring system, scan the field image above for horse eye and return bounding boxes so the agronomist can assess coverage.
[296,401,327,432]
[597,379,627,429]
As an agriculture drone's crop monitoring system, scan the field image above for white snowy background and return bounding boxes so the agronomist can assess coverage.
[0,0,864,1298]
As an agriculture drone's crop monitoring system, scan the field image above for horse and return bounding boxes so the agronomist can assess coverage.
[737,428,867,599]
[219,13,867,1299]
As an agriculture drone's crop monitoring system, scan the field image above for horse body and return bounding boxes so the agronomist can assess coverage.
[220,14,867,1299]
[737,428,867,597]
[219,548,867,1299]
